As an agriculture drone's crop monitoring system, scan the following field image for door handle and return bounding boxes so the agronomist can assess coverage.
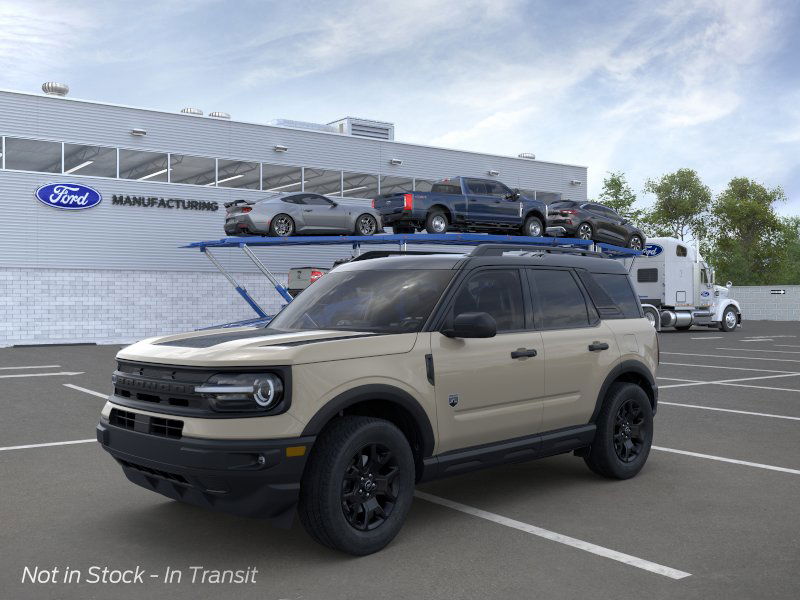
[588,342,609,352]
[511,348,538,359]
[303,209,313,212]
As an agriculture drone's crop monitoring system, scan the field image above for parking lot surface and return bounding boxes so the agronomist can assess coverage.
[2,321,799,599]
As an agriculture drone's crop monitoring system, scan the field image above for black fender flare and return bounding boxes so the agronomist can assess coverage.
[301,384,436,458]
[590,360,658,422]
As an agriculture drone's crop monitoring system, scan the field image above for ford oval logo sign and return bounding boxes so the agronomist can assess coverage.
[641,244,663,257]
[35,183,102,210]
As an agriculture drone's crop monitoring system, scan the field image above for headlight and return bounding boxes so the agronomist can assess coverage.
[195,373,284,413]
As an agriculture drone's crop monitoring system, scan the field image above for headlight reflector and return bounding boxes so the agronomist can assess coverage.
[196,373,284,412]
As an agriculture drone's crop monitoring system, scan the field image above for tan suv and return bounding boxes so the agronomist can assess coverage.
[97,244,658,555]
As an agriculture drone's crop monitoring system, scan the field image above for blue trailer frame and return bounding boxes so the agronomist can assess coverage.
[183,233,640,323]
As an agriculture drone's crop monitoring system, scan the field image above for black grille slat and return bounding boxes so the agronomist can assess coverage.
[109,408,136,430]
[118,459,188,484]
[149,417,183,439]
[108,407,184,439]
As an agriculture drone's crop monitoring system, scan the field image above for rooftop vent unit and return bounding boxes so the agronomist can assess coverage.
[209,111,231,119]
[328,117,394,141]
[42,82,69,97]
[518,152,536,160]
[268,119,337,134]
[180,107,203,116]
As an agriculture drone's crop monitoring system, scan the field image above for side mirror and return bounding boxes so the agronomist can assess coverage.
[726,281,732,289]
[620,219,629,225]
[329,201,338,208]
[442,312,497,339]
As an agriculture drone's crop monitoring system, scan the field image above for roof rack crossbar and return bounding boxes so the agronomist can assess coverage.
[469,243,603,257]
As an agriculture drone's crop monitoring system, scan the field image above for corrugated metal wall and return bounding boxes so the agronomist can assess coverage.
[0,89,587,274]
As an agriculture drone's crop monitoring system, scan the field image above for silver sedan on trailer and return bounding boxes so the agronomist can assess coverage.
[224,192,383,237]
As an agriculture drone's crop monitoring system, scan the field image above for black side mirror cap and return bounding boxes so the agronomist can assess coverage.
[442,312,497,339]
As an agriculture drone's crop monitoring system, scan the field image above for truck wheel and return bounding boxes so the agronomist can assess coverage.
[392,225,415,234]
[354,214,378,236]
[719,306,738,332]
[521,215,544,237]
[584,383,653,479]
[269,214,295,237]
[425,210,448,234]
[298,416,415,556]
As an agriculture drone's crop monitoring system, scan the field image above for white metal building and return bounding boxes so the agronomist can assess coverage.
[0,85,588,346]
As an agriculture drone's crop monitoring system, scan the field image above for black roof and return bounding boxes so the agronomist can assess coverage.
[337,247,628,274]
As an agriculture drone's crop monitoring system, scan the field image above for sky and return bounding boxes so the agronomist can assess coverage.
[1,0,799,213]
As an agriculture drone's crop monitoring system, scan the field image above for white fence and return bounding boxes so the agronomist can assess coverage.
[730,286,800,321]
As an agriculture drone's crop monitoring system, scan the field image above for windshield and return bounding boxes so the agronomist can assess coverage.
[267,269,455,334]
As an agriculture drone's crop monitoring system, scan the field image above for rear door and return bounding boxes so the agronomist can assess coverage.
[431,268,545,453]
[527,268,620,431]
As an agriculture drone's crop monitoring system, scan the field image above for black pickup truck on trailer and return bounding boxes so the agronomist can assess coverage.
[372,177,549,236]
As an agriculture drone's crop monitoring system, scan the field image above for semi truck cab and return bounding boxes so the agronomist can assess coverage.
[628,237,741,332]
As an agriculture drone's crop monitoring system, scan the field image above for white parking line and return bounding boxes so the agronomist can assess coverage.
[661,352,800,364]
[0,371,84,379]
[716,347,800,355]
[690,336,723,340]
[63,383,108,399]
[659,402,800,421]
[740,339,773,342]
[718,382,800,394]
[660,362,798,374]
[0,439,95,453]
[415,491,691,579]
[659,372,800,389]
[653,446,800,476]
[776,345,800,348]
[0,365,61,370]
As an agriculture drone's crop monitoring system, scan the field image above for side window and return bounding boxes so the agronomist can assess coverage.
[701,269,709,284]
[449,270,525,332]
[304,194,334,206]
[465,179,489,195]
[676,245,688,257]
[529,269,591,329]
[485,181,512,198]
[590,273,642,319]
[282,195,304,205]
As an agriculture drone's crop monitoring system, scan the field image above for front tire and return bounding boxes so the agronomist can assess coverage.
[584,383,653,479]
[719,306,738,332]
[425,210,449,234]
[628,235,644,250]
[269,214,295,237]
[576,222,593,240]
[298,416,415,556]
[521,215,544,237]
[354,214,379,236]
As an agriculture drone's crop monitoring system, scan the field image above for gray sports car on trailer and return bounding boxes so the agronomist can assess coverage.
[224,192,383,237]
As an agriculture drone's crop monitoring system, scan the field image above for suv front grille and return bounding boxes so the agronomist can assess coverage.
[118,459,188,484]
[108,407,184,439]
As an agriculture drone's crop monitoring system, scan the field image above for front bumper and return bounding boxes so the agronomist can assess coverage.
[97,419,314,525]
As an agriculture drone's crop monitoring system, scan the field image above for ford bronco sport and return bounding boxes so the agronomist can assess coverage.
[97,243,658,555]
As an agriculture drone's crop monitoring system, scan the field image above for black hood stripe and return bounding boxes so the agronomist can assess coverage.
[155,329,374,348]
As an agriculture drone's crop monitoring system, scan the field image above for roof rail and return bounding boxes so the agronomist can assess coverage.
[470,243,604,257]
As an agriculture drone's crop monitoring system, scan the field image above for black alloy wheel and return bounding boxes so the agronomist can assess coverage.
[341,443,400,531]
[613,399,646,463]
[355,214,378,236]
[270,214,294,237]
[577,222,593,240]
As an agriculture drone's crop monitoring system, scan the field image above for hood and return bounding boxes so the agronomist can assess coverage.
[116,326,418,367]
[714,285,730,298]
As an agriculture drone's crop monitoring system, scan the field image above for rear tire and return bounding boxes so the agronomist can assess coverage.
[576,222,593,240]
[425,210,448,234]
[628,235,644,250]
[298,416,415,556]
[584,383,653,479]
[719,306,738,332]
[269,214,295,237]
[354,214,378,236]
[521,215,544,237]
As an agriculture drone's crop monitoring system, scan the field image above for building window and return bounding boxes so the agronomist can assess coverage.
[262,164,302,193]
[379,175,413,195]
[63,144,117,178]
[341,172,379,199]
[414,178,436,192]
[119,149,169,182]
[217,159,260,189]
[170,154,216,186]
[4,137,61,173]
[304,168,342,196]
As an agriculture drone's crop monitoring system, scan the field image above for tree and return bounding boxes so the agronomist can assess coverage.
[642,168,711,241]
[705,177,787,285]
[597,171,642,222]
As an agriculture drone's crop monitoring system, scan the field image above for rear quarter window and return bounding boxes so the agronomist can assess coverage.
[579,272,642,319]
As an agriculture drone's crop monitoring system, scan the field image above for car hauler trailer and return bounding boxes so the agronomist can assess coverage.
[183,233,640,324]
[628,237,741,332]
